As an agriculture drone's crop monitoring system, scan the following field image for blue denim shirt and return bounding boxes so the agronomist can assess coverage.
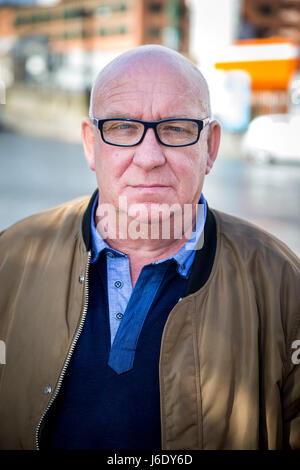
[90,193,207,374]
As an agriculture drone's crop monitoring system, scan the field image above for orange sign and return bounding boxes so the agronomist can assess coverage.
[215,38,299,90]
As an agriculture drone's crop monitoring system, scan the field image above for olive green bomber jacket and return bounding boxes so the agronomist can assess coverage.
[0,195,299,450]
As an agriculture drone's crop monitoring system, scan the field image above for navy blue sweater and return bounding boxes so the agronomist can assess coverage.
[41,253,188,450]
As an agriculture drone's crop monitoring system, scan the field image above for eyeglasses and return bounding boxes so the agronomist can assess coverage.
[92,117,210,147]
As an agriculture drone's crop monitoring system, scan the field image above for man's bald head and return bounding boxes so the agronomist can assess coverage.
[89,45,211,118]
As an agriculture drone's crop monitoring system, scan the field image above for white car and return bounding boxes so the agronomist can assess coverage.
[242,113,300,164]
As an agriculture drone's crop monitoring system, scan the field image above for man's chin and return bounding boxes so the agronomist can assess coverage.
[127,202,182,222]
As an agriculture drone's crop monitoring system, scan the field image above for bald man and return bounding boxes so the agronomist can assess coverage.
[0,46,299,450]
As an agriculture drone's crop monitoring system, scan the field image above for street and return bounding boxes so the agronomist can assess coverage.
[1,130,300,256]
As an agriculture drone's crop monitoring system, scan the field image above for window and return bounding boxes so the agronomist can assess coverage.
[148,3,163,13]
[147,27,161,37]
[257,4,273,16]
[98,25,128,36]
[15,15,31,26]
[96,5,112,15]
[96,3,128,15]
[63,30,84,39]
[15,11,64,26]
[64,8,88,20]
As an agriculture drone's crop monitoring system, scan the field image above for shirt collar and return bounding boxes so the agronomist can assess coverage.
[90,193,207,278]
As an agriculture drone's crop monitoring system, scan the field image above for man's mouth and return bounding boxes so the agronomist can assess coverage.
[130,184,170,189]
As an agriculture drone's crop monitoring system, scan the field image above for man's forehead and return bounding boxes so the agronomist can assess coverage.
[99,75,197,101]
[94,86,206,121]
[97,61,195,96]
[91,48,209,117]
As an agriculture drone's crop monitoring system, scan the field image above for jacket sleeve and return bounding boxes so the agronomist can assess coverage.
[282,258,300,449]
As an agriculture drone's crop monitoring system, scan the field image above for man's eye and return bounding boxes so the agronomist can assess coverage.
[163,125,191,134]
[111,123,138,132]
[118,124,133,130]
[167,126,185,132]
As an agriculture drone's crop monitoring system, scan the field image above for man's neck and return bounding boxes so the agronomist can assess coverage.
[106,235,190,287]
[94,207,196,287]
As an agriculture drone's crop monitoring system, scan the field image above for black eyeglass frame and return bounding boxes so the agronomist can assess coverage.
[92,117,211,147]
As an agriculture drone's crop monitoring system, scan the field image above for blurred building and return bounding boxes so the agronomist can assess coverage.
[240,0,300,44]
[0,0,189,138]
[238,0,300,115]
[2,0,300,138]
[0,0,189,90]
[187,0,300,126]
[188,0,240,68]
[207,0,300,119]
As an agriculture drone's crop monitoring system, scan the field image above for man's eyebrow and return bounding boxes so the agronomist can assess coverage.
[102,113,138,119]
[98,113,199,120]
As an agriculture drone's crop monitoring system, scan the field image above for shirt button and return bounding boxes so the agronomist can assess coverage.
[79,275,85,284]
[107,252,115,258]
[44,386,52,395]
[116,312,123,320]
[114,280,123,288]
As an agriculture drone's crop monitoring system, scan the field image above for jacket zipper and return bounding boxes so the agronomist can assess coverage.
[35,250,91,450]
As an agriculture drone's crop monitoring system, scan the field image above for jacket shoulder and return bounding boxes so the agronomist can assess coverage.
[211,208,299,268]
[0,195,90,248]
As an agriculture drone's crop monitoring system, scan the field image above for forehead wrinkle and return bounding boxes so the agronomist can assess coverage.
[99,90,205,121]
[93,82,209,121]
[95,90,208,121]
[90,46,211,118]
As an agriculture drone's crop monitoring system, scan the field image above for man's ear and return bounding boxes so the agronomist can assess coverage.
[205,120,221,175]
[82,117,96,171]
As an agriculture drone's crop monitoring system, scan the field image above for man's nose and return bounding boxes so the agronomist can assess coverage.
[132,128,166,170]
